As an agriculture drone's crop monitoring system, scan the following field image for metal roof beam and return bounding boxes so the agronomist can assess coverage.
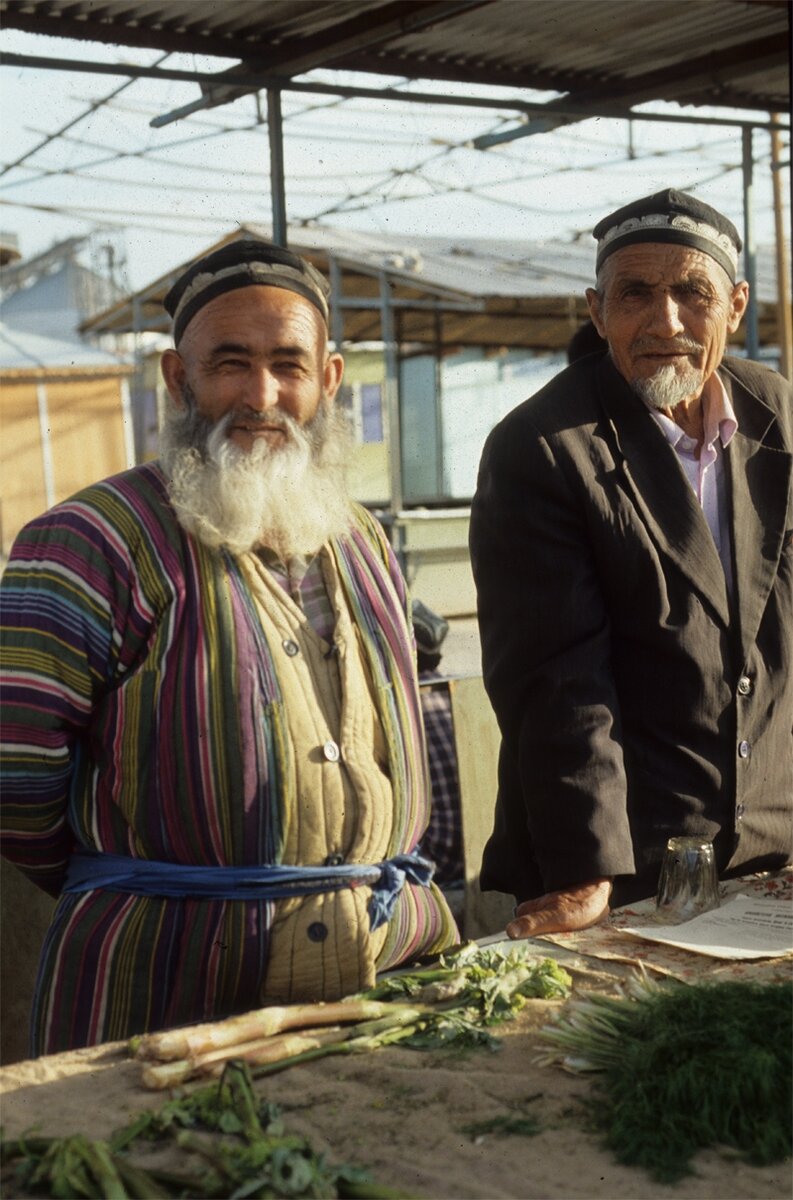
[472,33,790,148]
[0,6,273,60]
[194,1,489,112]
[546,34,787,116]
[1,52,787,134]
[336,294,483,312]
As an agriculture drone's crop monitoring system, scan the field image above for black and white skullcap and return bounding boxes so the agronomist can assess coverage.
[164,239,331,344]
[593,189,742,283]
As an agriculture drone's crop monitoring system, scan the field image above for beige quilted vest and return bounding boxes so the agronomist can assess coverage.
[239,549,392,1001]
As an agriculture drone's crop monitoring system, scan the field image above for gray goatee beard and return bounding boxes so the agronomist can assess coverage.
[624,339,705,411]
[159,392,354,558]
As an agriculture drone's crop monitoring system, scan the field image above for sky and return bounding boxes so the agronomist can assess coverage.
[0,28,788,294]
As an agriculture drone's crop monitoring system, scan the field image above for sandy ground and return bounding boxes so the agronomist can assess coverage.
[1,960,790,1200]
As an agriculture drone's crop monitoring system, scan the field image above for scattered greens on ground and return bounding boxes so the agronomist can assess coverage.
[461,1113,542,1141]
[0,1061,408,1199]
[2,946,571,1197]
[539,975,793,1183]
[461,1091,544,1142]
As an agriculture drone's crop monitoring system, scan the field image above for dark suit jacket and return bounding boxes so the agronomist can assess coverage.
[470,354,793,907]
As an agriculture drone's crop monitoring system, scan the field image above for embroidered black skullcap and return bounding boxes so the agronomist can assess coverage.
[164,239,331,344]
[593,189,742,282]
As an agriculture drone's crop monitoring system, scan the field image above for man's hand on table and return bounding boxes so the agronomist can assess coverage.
[506,878,613,939]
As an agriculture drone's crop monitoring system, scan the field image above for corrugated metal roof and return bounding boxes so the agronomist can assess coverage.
[1,0,788,113]
[81,223,781,352]
[0,321,130,373]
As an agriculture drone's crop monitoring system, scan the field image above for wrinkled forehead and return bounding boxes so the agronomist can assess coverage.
[597,242,733,292]
[178,284,329,356]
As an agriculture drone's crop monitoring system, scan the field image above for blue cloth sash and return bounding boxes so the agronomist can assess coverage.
[63,848,435,931]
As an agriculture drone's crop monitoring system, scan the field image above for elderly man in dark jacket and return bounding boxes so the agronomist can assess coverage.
[470,188,792,938]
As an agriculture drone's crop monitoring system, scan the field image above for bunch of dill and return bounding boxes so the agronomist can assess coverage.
[542,978,791,1182]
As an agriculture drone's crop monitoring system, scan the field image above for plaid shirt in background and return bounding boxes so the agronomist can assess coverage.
[418,674,463,887]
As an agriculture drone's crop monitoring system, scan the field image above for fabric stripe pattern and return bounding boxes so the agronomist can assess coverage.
[0,462,457,1053]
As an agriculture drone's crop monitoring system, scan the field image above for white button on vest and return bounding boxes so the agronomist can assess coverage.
[282,639,300,657]
[322,740,341,763]
[738,740,751,759]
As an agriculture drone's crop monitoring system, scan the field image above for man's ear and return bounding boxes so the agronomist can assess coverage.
[727,281,750,334]
[323,352,345,404]
[160,348,187,408]
[586,288,608,340]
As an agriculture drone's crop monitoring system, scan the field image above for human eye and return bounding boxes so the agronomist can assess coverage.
[206,344,252,372]
[273,356,308,376]
[676,280,713,304]
[618,283,650,302]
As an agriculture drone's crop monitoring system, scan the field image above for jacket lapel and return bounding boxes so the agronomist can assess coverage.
[596,357,731,627]
[720,364,793,661]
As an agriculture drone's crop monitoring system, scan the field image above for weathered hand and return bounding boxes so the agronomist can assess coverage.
[506,878,612,939]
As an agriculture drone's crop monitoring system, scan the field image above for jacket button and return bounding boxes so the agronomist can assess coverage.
[282,639,300,657]
[307,922,328,942]
[324,852,345,866]
[738,740,751,759]
[322,740,341,762]
[737,676,752,696]
[736,803,745,820]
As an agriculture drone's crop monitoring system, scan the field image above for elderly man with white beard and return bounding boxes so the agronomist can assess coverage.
[0,239,459,1056]
[470,189,793,940]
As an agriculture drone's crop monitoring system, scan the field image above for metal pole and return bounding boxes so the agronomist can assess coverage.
[119,376,136,468]
[36,383,56,509]
[132,294,145,462]
[434,308,445,498]
[380,271,404,524]
[770,115,793,381]
[328,255,345,350]
[267,88,287,247]
[741,126,759,360]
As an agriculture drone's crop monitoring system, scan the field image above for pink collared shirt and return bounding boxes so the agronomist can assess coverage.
[647,371,737,592]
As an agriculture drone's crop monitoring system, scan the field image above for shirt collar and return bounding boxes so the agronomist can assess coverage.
[646,368,737,452]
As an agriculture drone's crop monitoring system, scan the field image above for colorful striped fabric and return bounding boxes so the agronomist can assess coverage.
[0,463,457,1054]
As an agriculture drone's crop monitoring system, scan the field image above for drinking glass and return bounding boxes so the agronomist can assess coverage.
[655,836,720,923]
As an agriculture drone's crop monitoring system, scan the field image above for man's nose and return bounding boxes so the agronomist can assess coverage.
[646,291,685,337]
[245,367,280,411]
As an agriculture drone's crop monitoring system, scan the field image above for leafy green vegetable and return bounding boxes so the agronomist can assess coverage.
[0,1062,400,1199]
[363,942,571,1016]
[248,945,571,1075]
[540,976,793,1182]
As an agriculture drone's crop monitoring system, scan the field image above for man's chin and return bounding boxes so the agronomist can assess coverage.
[631,367,703,410]
[228,429,287,454]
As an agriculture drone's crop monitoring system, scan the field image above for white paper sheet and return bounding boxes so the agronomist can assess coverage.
[619,894,793,959]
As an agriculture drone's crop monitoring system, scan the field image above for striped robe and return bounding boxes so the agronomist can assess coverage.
[0,463,457,1054]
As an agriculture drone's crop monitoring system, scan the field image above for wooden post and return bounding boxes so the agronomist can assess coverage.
[448,675,513,939]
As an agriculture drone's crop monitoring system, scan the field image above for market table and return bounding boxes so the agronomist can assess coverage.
[1,872,790,1200]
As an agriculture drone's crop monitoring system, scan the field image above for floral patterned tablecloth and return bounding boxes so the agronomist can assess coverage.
[534,868,793,984]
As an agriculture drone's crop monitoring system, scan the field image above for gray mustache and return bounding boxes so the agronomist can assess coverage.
[632,339,703,356]
[224,410,293,432]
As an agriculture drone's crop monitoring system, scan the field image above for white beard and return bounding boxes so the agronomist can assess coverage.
[624,338,705,411]
[631,363,705,410]
[159,398,354,558]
